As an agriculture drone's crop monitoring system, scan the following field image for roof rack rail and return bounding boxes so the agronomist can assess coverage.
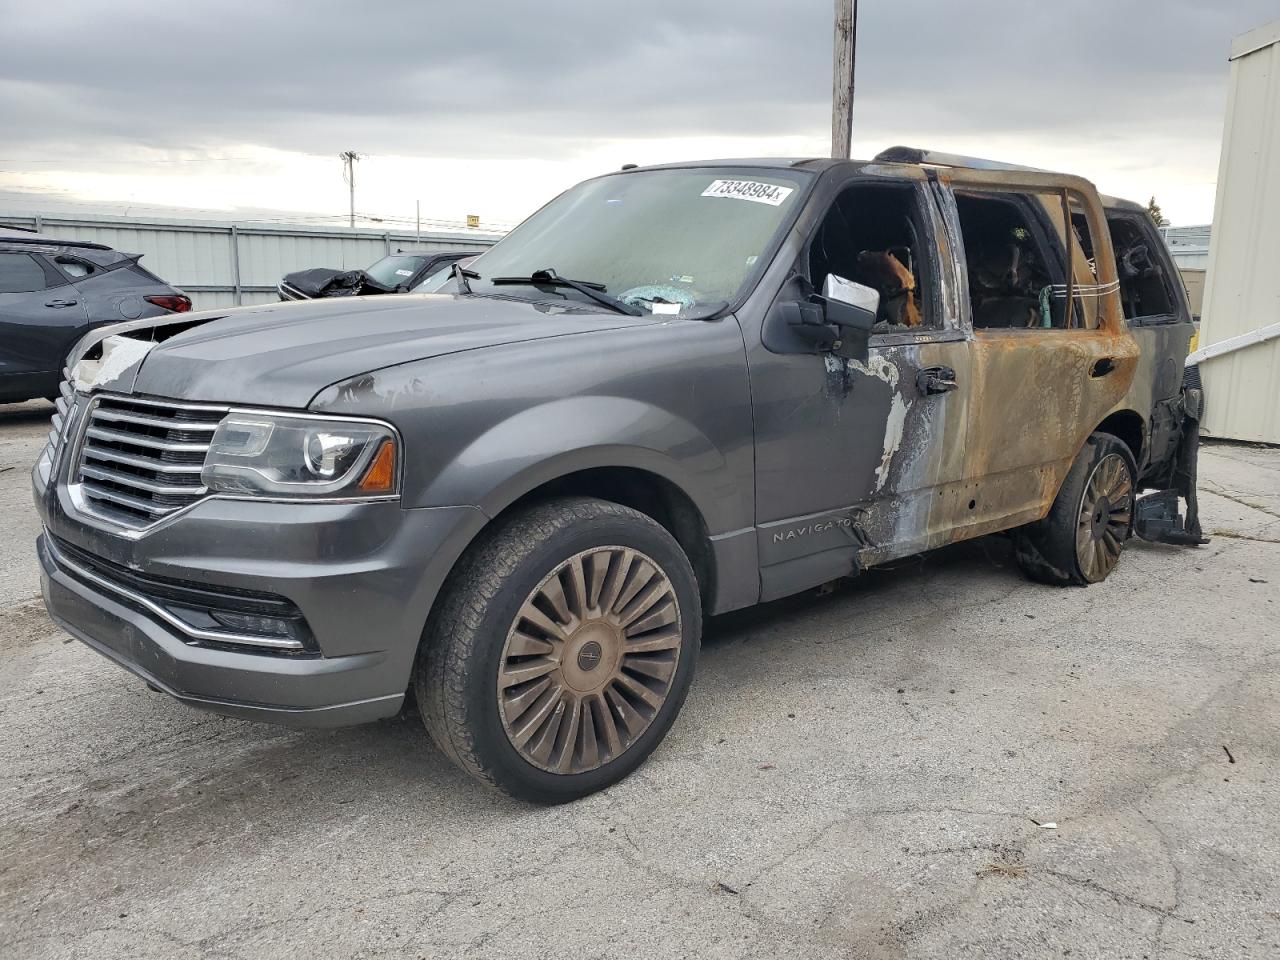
[0,229,112,251]
[873,145,1049,174]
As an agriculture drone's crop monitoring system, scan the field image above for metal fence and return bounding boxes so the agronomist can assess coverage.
[1,211,504,310]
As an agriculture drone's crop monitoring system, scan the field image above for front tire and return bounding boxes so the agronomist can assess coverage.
[1014,432,1137,586]
[416,496,702,803]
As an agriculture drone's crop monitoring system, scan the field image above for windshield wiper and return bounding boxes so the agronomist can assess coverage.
[450,262,480,294]
[490,268,645,316]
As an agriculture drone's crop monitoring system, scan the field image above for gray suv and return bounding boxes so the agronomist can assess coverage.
[33,153,1203,802]
[1,227,191,404]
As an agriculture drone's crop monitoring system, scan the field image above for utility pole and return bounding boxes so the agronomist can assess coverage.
[340,151,361,228]
[416,200,421,243]
[831,0,857,159]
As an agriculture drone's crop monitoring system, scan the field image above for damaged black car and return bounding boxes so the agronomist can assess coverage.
[277,249,483,300]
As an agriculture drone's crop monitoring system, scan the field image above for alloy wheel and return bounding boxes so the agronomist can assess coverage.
[497,546,683,774]
[1075,452,1133,582]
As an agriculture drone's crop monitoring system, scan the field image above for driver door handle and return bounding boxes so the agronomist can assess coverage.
[1091,357,1117,378]
[917,365,958,395]
[45,299,79,308]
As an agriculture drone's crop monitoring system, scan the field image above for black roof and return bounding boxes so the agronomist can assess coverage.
[0,225,137,266]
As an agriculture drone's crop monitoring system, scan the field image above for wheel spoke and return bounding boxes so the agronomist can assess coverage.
[500,657,558,689]
[554,695,584,774]
[506,630,555,657]
[503,674,554,719]
[625,628,682,653]
[613,672,664,711]
[584,551,610,611]
[622,654,677,684]
[606,685,647,736]
[594,692,624,759]
[612,558,656,614]
[595,549,632,614]
[508,683,564,747]
[626,599,679,636]
[526,695,568,765]
[1075,522,1094,571]
[1102,528,1122,559]
[539,576,572,625]
[578,697,600,769]
[564,556,588,619]
[519,601,569,642]
[617,578,670,627]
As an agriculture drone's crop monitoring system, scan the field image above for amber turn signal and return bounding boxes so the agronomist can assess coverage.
[358,440,397,493]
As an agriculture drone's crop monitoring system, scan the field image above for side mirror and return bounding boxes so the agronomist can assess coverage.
[822,274,877,360]
[823,274,879,316]
[779,275,878,360]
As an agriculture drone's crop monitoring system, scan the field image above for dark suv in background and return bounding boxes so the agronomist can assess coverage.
[0,227,190,404]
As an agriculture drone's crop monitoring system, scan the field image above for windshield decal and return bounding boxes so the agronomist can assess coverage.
[701,179,795,206]
[394,269,415,277]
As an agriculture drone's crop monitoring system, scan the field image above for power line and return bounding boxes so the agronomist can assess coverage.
[0,157,257,164]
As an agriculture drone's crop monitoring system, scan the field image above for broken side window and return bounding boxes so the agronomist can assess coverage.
[955,190,1099,331]
[1105,214,1177,323]
[807,182,938,331]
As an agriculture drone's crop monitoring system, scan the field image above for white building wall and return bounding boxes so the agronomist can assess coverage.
[1199,20,1280,443]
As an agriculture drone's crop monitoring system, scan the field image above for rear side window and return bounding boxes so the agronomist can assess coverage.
[956,190,1103,331]
[0,252,50,292]
[53,255,95,280]
[1106,215,1177,322]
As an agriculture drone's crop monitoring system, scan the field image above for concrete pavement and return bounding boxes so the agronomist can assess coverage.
[2,398,1277,959]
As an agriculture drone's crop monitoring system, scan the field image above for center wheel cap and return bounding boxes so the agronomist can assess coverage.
[577,640,603,671]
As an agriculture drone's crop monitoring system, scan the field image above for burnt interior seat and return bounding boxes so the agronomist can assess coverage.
[974,296,1040,328]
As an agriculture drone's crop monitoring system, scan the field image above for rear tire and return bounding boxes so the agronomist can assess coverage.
[1013,432,1137,586]
[416,496,701,803]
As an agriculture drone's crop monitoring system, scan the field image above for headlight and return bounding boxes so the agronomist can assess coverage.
[201,413,398,498]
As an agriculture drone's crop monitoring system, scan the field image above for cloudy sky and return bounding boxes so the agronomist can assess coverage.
[0,0,1274,229]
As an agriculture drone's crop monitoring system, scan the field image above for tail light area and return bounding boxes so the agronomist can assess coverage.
[145,294,193,313]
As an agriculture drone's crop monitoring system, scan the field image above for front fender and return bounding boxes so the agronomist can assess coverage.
[424,395,745,534]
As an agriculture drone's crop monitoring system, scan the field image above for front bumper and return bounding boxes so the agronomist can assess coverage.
[36,467,487,726]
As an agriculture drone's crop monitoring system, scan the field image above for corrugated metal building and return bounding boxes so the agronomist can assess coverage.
[1159,225,1211,318]
[1161,224,1213,270]
[0,211,502,310]
[1198,20,1280,443]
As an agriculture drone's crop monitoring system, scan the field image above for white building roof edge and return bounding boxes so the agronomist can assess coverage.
[1231,19,1280,61]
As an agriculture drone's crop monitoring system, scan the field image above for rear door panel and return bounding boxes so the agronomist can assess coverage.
[934,170,1139,528]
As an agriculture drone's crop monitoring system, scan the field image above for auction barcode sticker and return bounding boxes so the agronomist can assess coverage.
[701,179,794,206]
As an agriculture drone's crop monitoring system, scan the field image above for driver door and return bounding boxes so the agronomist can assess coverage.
[745,173,974,601]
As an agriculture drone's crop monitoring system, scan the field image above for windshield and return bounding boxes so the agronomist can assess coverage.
[363,254,428,287]
[465,167,811,313]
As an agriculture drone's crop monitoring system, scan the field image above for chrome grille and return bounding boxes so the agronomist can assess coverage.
[43,368,74,460]
[74,395,227,527]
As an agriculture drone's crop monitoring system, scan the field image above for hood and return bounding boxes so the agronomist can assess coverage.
[111,294,658,408]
